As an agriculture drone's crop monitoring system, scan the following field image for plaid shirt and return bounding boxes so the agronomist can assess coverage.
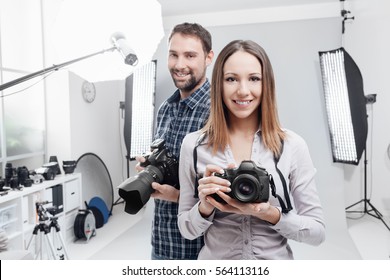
[152,80,210,259]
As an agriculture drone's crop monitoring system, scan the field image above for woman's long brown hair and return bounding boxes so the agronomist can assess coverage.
[202,40,285,157]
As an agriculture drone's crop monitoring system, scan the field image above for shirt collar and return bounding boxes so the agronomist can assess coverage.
[167,79,210,109]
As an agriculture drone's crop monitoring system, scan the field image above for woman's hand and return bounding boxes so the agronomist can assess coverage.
[210,191,281,224]
[197,164,231,218]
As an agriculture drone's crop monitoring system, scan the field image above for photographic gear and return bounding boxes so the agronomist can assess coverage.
[35,166,56,181]
[26,201,69,260]
[212,160,272,203]
[4,163,16,187]
[17,166,33,187]
[74,209,96,242]
[118,138,178,214]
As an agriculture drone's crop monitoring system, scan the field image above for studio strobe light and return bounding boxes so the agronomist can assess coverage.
[319,47,390,231]
[319,47,367,165]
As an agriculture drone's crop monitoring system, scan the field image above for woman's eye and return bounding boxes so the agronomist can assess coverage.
[225,77,236,82]
[250,76,262,82]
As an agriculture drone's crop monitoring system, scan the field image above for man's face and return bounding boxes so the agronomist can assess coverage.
[168,33,212,98]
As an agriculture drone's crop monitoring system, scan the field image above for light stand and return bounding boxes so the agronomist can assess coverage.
[114,75,133,206]
[346,150,390,231]
[346,97,390,231]
[0,47,115,92]
[319,48,390,232]
[0,32,138,92]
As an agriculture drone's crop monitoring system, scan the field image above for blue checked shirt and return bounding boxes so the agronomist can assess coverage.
[152,80,210,259]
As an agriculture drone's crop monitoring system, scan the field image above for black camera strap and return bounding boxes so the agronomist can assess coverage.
[193,132,207,198]
[273,140,293,213]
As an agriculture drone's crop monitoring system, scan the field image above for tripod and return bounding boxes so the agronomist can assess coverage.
[26,203,69,259]
[346,150,390,231]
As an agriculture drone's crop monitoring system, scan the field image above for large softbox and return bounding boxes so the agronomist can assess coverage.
[319,47,368,165]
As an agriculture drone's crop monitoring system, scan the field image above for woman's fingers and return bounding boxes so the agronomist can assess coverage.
[203,164,225,177]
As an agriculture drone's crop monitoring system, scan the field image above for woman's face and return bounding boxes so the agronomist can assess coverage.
[222,50,262,122]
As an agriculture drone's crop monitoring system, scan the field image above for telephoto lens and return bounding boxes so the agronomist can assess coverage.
[118,138,178,215]
[118,165,163,214]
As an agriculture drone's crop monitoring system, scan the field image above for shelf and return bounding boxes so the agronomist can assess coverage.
[0,173,82,258]
[0,174,81,204]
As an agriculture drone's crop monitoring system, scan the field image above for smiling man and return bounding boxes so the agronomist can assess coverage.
[135,22,214,260]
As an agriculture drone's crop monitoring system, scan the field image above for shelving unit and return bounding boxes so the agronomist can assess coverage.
[0,172,147,259]
[0,173,82,258]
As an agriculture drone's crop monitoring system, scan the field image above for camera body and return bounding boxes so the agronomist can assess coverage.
[140,138,179,187]
[118,139,178,214]
[212,160,270,203]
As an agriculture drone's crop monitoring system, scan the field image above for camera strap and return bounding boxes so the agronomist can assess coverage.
[192,132,208,198]
[273,140,293,213]
[192,134,293,214]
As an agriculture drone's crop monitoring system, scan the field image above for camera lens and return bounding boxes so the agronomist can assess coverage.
[237,181,254,196]
[118,165,164,214]
[231,174,260,203]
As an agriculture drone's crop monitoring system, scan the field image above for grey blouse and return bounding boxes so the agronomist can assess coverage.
[178,129,325,259]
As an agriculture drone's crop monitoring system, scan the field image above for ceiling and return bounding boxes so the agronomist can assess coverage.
[157,0,340,17]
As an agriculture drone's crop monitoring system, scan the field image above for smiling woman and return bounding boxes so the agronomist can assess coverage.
[178,40,325,260]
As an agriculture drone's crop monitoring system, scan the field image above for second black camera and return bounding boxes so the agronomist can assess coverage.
[118,139,178,214]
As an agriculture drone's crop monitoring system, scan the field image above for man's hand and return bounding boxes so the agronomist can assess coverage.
[150,182,180,203]
[135,156,146,172]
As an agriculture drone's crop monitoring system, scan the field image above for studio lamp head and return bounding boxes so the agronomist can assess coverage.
[111,32,138,66]
[319,47,368,165]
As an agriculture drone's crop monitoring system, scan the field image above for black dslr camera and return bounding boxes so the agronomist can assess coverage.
[118,139,178,214]
[212,160,271,203]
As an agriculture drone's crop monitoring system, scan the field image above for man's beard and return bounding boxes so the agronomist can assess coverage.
[172,73,201,93]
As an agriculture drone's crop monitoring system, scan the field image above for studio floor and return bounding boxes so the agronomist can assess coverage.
[88,200,390,260]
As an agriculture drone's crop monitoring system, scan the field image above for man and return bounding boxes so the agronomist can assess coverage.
[136,22,214,260]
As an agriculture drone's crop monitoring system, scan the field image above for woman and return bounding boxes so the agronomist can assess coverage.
[178,40,325,259]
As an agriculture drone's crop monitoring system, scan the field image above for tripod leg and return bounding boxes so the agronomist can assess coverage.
[367,200,390,231]
[26,232,35,251]
[56,231,70,260]
[26,232,41,260]
[43,234,57,260]
[49,219,70,260]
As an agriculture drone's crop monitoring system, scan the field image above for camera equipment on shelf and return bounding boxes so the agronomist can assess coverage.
[118,138,178,214]
[35,162,58,181]
[3,163,34,189]
[212,160,274,204]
